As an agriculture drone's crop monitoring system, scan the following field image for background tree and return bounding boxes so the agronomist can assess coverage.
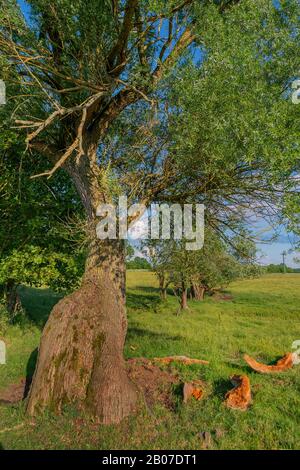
[0,75,84,315]
[126,243,135,262]
[148,230,243,310]
[145,239,173,300]
[126,256,151,270]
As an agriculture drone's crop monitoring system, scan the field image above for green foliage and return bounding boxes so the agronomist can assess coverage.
[168,0,300,233]
[266,263,297,274]
[0,245,84,293]
[0,56,85,295]
[0,302,10,333]
[146,230,249,294]
[126,243,135,261]
[126,256,151,270]
[241,263,264,279]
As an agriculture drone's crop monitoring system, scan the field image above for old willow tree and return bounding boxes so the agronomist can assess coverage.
[0,0,299,423]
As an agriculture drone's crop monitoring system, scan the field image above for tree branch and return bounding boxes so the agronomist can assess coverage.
[107,0,138,72]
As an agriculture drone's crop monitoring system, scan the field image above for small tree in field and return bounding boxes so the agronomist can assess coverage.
[146,227,258,310]
[145,240,173,300]
[163,232,241,309]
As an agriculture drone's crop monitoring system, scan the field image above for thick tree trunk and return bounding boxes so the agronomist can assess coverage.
[191,282,205,301]
[27,237,137,423]
[27,154,137,424]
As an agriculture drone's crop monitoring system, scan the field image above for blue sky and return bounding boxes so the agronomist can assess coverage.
[16,1,299,267]
[18,0,30,16]
[258,242,298,267]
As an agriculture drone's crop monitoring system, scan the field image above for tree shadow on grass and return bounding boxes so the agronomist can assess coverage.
[24,348,38,399]
[213,378,234,399]
[127,292,161,310]
[135,285,175,298]
[134,285,160,294]
[18,286,62,329]
[127,326,183,343]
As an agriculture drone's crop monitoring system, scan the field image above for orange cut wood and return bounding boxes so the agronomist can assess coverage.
[153,355,209,365]
[224,375,252,411]
[183,381,204,403]
[244,352,295,373]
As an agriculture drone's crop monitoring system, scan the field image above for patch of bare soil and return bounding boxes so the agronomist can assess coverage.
[0,377,28,404]
[0,359,205,411]
[127,358,180,410]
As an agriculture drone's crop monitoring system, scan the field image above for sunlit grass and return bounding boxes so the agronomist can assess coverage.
[0,273,299,449]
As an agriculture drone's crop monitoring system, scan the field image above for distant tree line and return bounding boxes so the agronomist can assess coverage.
[126,257,151,270]
[265,264,300,274]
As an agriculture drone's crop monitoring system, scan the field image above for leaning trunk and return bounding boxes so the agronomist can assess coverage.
[27,156,137,424]
[160,287,167,300]
[27,237,137,423]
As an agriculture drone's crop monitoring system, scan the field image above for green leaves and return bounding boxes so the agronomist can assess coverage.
[167,0,300,236]
[0,245,83,292]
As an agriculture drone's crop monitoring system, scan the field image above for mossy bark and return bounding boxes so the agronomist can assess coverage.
[27,238,137,423]
[27,153,137,424]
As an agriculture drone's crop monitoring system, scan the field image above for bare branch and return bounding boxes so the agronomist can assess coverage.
[31,138,79,179]
[76,107,87,163]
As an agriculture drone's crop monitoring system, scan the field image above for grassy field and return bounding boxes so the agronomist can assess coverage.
[0,273,300,450]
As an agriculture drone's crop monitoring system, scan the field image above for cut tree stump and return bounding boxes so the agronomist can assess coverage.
[224,374,252,411]
[183,380,205,403]
[244,352,298,373]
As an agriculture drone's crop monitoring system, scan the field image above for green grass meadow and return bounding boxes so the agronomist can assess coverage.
[0,273,300,449]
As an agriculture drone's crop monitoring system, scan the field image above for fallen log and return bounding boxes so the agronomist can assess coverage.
[244,352,298,373]
[153,355,209,366]
[224,374,252,411]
